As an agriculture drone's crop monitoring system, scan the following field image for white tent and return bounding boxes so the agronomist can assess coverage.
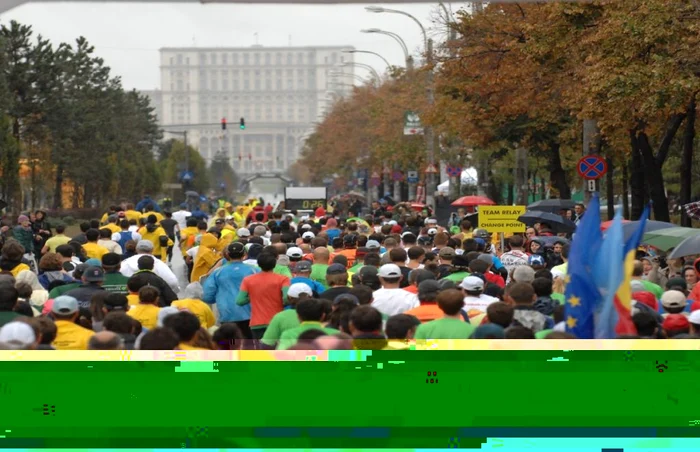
[438,168,478,194]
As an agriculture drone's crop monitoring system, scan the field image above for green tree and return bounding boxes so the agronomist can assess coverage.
[208,150,238,198]
[162,140,210,195]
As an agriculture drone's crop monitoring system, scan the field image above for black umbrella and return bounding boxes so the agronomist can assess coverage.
[527,199,577,214]
[517,211,577,233]
[463,212,479,225]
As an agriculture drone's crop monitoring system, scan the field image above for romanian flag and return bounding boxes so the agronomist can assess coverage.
[613,205,650,336]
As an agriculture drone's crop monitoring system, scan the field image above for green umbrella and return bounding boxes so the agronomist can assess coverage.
[642,227,699,251]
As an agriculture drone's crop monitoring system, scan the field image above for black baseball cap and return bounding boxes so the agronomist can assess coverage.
[327,263,347,275]
[104,293,128,311]
[228,242,246,258]
[84,266,105,282]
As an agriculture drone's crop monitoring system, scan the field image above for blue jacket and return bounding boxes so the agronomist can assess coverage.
[136,197,161,213]
[290,276,325,298]
[202,261,258,322]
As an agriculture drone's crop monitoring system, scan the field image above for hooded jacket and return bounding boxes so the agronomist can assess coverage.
[138,223,172,262]
[190,233,220,283]
[688,258,700,302]
[512,305,554,333]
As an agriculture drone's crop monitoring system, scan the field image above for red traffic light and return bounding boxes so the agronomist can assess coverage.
[221,118,227,130]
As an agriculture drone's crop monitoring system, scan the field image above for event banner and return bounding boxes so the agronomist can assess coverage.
[0,350,696,448]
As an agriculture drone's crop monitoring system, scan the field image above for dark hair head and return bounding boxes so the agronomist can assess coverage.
[385,314,420,340]
[349,285,373,305]
[486,302,514,328]
[35,316,57,344]
[138,286,160,304]
[86,229,100,242]
[99,228,112,239]
[0,286,19,311]
[213,323,244,350]
[531,277,553,297]
[257,253,277,271]
[296,298,325,322]
[163,311,201,343]
[137,255,155,271]
[436,289,465,316]
[138,328,180,350]
[632,311,657,337]
[102,311,134,334]
[507,282,536,305]
[389,247,407,263]
[349,305,383,334]
[504,326,535,339]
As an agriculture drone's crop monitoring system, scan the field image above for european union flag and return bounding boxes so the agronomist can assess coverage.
[592,207,625,339]
[565,194,603,339]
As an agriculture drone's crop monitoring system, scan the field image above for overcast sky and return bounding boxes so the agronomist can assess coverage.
[1,1,461,90]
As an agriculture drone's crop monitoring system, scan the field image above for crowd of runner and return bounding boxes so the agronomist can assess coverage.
[0,195,699,351]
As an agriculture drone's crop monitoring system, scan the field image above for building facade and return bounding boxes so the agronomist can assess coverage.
[144,45,355,176]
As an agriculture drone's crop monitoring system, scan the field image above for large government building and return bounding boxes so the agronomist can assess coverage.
[142,45,355,176]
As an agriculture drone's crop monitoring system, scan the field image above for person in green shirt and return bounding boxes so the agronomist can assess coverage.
[48,264,86,298]
[101,253,129,295]
[443,255,471,283]
[414,289,475,339]
[277,298,338,350]
[310,246,330,288]
[632,261,664,300]
[261,282,312,348]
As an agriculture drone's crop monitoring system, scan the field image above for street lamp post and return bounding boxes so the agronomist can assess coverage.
[330,71,371,85]
[360,28,413,71]
[366,6,437,208]
[341,62,380,81]
[342,49,391,71]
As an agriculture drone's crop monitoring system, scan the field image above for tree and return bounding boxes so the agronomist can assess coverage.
[161,139,210,195]
[208,150,238,198]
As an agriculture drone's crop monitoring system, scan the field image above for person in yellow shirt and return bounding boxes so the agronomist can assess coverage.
[233,206,246,226]
[163,311,211,350]
[138,215,173,262]
[102,215,121,235]
[172,283,216,329]
[191,233,220,283]
[42,224,71,254]
[100,206,118,225]
[82,229,109,261]
[124,203,142,223]
[127,286,161,330]
[143,206,164,224]
[125,278,141,307]
[208,208,227,228]
[51,296,95,350]
[179,218,199,256]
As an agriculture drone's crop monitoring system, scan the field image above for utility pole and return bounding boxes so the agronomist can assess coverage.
[515,146,529,205]
[425,38,436,209]
[582,119,601,203]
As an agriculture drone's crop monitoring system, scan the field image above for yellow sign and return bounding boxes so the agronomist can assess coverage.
[478,206,527,233]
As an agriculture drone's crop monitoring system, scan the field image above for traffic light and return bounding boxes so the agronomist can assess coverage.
[221,118,227,130]
[239,117,246,130]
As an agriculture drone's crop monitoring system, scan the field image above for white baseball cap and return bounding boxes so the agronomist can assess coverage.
[366,240,381,250]
[378,264,402,278]
[302,231,315,240]
[460,276,484,291]
[426,218,438,225]
[288,283,313,298]
[689,310,700,324]
[286,247,303,259]
[0,322,36,348]
[237,228,251,237]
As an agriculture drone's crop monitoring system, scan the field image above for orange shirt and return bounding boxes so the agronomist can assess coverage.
[403,303,443,323]
[404,286,418,295]
[336,249,357,268]
[240,272,290,327]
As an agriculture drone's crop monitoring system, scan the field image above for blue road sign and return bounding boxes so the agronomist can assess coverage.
[577,156,607,180]
[180,171,194,182]
[447,166,462,177]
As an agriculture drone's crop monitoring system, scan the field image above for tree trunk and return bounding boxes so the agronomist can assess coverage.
[606,155,614,220]
[53,162,64,210]
[629,131,647,221]
[636,114,685,222]
[680,96,695,227]
[622,159,630,220]
[515,147,529,205]
[547,141,571,199]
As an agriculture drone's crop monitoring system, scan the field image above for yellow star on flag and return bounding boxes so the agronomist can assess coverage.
[567,316,577,329]
[564,275,571,285]
[568,295,581,307]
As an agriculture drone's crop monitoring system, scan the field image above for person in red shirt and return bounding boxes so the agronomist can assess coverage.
[236,253,290,344]
[470,255,506,288]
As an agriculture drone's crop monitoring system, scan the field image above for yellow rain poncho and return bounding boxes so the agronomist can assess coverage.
[190,233,220,283]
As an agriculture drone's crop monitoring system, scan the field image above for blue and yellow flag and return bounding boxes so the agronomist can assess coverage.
[564,195,603,339]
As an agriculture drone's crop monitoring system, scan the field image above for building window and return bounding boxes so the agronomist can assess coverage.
[177,80,184,91]
[276,53,282,64]
[265,53,271,65]
[186,57,190,65]
[222,79,229,90]
[266,79,272,90]
[244,80,250,90]
[307,52,314,64]
[287,107,293,120]
[331,53,337,64]
[170,57,174,65]
[287,78,293,90]
[255,78,261,90]
[211,53,217,65]
[222,54,228,65]
[244,54,249,65]
[287,53,293,65]
[298,108,305,121]
[233,53,239,65]
[324,56,328,64]
[297,53,303,65]
[254,53,260,65]
[276,78,282,90]
[200,53,207,65]
[199,71,207,90]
